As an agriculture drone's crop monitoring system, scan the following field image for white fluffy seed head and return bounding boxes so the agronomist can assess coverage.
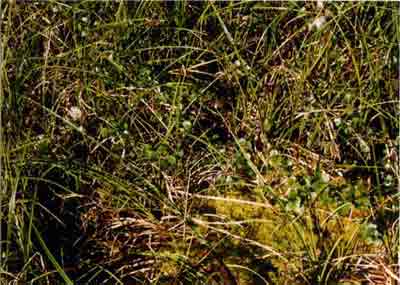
[68,106,82,121]
[309,16,327,31]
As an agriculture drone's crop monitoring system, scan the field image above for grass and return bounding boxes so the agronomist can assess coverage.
[0,1,399,284]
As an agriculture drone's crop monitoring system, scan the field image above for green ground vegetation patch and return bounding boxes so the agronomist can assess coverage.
[0,1,398,284]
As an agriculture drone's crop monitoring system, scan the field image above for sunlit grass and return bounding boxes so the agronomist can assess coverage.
[0,1,398,284]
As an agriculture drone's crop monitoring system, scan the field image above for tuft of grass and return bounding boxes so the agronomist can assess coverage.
[0,1,398,284]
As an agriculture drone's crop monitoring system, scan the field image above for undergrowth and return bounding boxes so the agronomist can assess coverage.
[0,1,398,284]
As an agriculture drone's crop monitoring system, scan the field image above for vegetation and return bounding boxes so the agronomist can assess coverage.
[0,1,398,284]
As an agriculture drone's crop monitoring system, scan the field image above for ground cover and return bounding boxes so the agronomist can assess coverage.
[0,1,398,284]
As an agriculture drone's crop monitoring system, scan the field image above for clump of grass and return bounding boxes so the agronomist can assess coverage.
[0,1,398,284]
